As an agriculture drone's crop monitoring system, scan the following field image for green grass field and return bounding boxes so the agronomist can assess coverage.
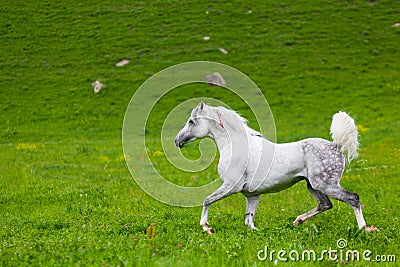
[1,0,399,266]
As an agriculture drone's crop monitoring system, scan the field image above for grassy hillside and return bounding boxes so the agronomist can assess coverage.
[0,0,399,266]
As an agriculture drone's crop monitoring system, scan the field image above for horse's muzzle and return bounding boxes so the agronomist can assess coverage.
[174,135,185,149]
[174,133,195,149]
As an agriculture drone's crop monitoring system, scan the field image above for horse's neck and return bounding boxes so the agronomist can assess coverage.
[209,129,232,154]
[209,124,249,155]
[210,124,275,155]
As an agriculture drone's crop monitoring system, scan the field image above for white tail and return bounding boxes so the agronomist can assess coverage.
[330,111,359,162]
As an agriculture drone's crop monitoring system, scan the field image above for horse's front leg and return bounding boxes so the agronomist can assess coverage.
[200,183,237,235]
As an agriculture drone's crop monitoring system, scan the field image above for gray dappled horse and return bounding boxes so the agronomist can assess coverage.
[175,102,373,234]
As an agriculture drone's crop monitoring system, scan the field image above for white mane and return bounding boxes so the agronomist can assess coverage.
[210,106,262,137]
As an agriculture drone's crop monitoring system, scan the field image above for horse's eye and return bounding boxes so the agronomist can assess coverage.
[188,119,194,125]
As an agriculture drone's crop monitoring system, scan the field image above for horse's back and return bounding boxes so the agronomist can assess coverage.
[244,138,305,193]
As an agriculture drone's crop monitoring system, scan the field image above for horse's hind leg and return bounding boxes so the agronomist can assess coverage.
[320,185,366,229]
[245,195,260,230]
[294,181,332,226]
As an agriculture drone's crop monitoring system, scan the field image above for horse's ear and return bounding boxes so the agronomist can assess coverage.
[199,101,205,111]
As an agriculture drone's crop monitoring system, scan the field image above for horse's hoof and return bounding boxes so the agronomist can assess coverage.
[293,219,302,227]
[365,225,378,232]
[206,228,213,235]
[247,225,258,230]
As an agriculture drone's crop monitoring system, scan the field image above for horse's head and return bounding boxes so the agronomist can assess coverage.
[174,101,210,148]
